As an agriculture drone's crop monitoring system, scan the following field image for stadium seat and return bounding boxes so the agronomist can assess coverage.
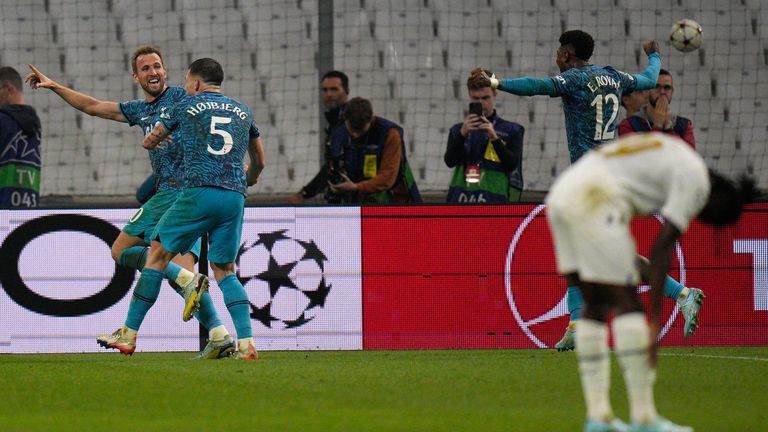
[0,14,52,49]
[56,16,116,46]
[182,8,245,42]
[335,40,379,70]
[435,10,498,42]
[48,0,110,19]
[333,9,375,41]
[121,12,183,48]
[113,0,174,14]
[373,9,434,42]
[381,39,444,71]
[64,45,126,77]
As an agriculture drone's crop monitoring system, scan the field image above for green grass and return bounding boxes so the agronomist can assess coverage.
[0,347,766,431]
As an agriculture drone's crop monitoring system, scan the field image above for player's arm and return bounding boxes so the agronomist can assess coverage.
[246,136,266,186]
[647,222,682,365]
[143,123,170,149]
[469,69,558,96]
[632,41,662,91]
[25,64,125,122]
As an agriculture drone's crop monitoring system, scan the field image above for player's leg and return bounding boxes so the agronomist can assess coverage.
[151,189,217,322]
[168,250,234,360]
[556,283,581,352]
[612,285,692,432]
[112,231,148,268]
[210,262,257,360]
[577,280,624,431]
[554,176,634,430]
[97,240,175,355]
[545,196,580,352]
[113,191,177,269]
[206,188,257,360]
[637,255,704,337]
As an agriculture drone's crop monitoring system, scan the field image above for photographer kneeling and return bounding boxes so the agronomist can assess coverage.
[327,97,421,204]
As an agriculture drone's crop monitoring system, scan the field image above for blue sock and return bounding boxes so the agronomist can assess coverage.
[663,275,685,300]
[567,286,583,321]
[125,268,163,331]
[218,274,252,339]
[168,284,222,332]
[165,261,183,284]
[118,246,148,270]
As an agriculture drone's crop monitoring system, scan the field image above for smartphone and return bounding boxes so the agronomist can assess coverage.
[468,102,483,117]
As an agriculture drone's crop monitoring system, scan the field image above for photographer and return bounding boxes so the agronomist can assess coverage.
[444,68,524,203]
[289,70,350,204]
[327,97,421,204]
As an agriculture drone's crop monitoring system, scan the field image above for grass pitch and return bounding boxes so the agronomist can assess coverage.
[1,347,766,431]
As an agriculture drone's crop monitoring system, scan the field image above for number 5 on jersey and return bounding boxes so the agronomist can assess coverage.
[209,116,233,155]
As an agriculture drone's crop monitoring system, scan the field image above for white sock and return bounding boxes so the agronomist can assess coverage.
[209,325,229,341]
[575,319,613,422]
[175,268,195,287]
[238,337,255,352]
[613,312,658,425]
[121,326,138,339]
[677,287,690,302]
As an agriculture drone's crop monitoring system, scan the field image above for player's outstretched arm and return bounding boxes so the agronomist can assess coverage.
[246,136,266,186]
[470,69,557,97]
[25,64,125,122]
[632,41,662,91]
[143,123,170,149]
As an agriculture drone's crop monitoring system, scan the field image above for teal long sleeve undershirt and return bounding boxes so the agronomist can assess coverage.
[498,76,558,96]
[497,51,662,96]
[632,51,661,90]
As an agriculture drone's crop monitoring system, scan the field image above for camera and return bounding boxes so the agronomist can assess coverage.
[328,160,346,185]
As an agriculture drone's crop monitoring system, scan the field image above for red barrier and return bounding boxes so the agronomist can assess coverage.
[362,204,768,349]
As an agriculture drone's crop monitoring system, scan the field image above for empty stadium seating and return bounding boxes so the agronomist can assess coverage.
[0,0,764,197]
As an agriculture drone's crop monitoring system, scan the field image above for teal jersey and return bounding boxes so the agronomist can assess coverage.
[161,91,260,195]
[550,65,638,162]
[119,86,187,191]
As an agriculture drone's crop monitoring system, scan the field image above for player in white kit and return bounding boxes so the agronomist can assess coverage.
[546,133,755,432]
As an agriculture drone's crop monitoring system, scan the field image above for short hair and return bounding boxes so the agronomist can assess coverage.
[0,66,23,92]
[322,70,349,93]
[344,97,373,132]
[659,68,672,77]
[559,30,594,61]
[620,91,631,108]
[467,67,493,90]
[130,45,165,74]
[698,171,757,227]
[188,58,224,86]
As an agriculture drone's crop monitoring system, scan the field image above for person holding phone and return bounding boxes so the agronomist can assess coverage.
[444,68,524,203]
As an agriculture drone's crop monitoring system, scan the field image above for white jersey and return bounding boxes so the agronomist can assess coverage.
[583,132,710,232]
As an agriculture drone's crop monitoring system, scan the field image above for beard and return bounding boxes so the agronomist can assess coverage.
[140,80,165,97]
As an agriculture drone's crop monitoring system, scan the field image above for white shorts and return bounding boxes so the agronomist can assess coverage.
[545,158,639,286]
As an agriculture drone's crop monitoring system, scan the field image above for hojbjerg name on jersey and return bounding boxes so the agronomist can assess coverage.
[186,101,248,119]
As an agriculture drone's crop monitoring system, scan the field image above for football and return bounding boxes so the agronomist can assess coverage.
[669,18,703,52]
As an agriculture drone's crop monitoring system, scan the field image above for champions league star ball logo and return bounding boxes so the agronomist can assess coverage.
[504,205,684,347]
[236,230,331,330]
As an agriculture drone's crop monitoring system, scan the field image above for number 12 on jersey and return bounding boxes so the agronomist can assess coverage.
[590,93,619,141]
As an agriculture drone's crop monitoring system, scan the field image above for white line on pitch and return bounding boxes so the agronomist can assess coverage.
[660,353,768,362]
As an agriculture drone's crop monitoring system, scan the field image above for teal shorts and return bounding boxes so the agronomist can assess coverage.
[123,188,202,259]
[153,187,245,264]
